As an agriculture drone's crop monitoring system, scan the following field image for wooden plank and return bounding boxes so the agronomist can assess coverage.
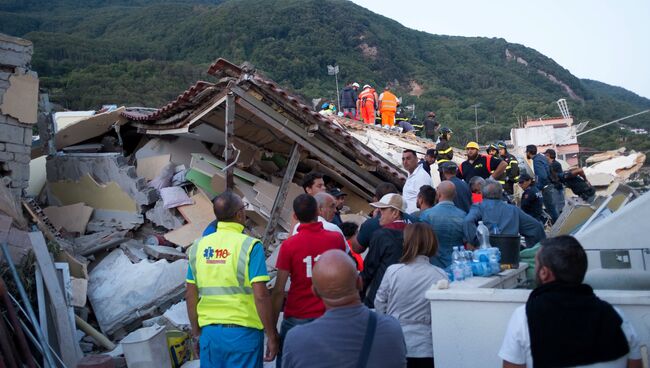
[262,144,301,246]
[29,231,81,367]
[225,92,236,190]
[136,154,171,180]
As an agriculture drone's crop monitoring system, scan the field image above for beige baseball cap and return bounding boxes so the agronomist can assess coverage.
[370,193,407,212]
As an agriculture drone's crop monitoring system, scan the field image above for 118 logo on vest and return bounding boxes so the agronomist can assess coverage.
[204,246,231,264]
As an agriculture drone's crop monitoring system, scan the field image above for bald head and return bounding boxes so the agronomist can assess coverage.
[437,181,456,202]
[312,250,361,308]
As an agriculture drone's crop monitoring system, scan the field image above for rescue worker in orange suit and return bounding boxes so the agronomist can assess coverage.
[378,86,399,128]
[357,84,379,125]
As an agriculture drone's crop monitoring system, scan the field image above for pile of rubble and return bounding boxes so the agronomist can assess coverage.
[583,147,647,194]
[2,57,429,366]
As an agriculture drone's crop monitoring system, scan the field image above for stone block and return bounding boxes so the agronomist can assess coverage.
[0,50,28,68]
[0,151,13,161]
[24,129,32,145]
[9,179,27,188]
[5,162,29,181]
[0,122,24,143]
[0,142,5,150]
[0,72,11,80]
[4,142,29,154]
[13,153,30,164]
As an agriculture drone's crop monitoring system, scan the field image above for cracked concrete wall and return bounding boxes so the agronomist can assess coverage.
[0,33,35,201]
[46,153,159,212]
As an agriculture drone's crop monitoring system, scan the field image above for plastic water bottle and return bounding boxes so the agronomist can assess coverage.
[462,249,473,279]
[477,221,491,249]
[488,247,501,275]
[451,247,465,281]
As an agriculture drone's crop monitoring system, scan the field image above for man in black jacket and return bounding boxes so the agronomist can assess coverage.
[360,193,407,308]
[499,236,641,368]
[422,111,439,140]
[339,82,359,120]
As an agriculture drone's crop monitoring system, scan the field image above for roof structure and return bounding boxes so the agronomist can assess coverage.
[121,58,408,200]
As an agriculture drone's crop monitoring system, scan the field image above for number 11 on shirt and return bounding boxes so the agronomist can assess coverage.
[303,255,322,278]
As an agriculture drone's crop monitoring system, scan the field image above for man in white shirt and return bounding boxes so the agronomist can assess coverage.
[499,236,642,368]
[291,192,344,238]
[401,149,433,214]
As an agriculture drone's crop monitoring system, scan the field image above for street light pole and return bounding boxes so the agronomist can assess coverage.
[474,102,481,143]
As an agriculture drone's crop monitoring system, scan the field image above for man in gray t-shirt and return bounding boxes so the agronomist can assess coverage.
[281,250,406,368]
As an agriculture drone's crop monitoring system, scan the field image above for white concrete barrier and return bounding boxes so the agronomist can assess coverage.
[425,288,650,368]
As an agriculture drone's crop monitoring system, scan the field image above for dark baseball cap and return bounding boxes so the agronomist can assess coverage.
[518,173,533,183]
[328,188,347,198]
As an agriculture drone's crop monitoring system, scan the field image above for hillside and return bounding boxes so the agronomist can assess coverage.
[2,0,649,151]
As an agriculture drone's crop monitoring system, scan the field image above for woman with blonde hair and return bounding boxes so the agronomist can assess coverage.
[375,222,448,368]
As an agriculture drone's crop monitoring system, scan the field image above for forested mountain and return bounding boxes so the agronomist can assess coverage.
[2,0,649,150]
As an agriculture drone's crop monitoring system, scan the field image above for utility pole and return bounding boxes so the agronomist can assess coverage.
[327,64,340,108]
[472,103,481,142]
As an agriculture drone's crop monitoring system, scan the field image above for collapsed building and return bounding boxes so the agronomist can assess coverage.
[1,31,648,367]
[7,57,438,366]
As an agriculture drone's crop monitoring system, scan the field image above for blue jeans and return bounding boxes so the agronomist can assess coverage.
[276,317,315,368]
[200,324,263,368]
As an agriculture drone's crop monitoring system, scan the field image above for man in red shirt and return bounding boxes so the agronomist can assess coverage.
[271,194,347,367]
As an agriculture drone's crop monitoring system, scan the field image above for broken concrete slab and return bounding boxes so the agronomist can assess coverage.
[49,174,139,212]
[86,209,144,232]
[55,107,127,150]
[585,147,626,164]
[135,137,213,169]
[27,155,47,197]
[73,229,129,257]
[136,154,171,181]
[145,199,184,230]
[88,248,187,337]
[143,244,187,261]
[160,186,193,209]
[162,301,190,331]
[46,153,158,211]
[148,161,175,191]
[164,191,216,248]
[43,202,93,234]
[0,72,39,125]
[120,239,148,263]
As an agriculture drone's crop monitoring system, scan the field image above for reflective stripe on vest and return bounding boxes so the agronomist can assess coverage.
[358,90,375,105]
[189,237,256,296]
[380,92,398,111]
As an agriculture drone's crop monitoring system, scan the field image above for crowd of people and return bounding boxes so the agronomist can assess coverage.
[183,132,634,367]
